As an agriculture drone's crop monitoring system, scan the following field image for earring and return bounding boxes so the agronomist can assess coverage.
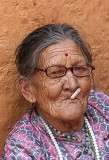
[30,98,33,104]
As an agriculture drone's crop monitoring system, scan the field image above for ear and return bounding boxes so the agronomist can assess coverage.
[19,77,37,104]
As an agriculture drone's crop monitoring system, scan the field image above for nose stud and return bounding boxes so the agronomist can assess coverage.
[70,88,81,99]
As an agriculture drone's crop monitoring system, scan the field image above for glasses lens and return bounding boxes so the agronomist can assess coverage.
[47,66,66,77]
[73,65,91,76]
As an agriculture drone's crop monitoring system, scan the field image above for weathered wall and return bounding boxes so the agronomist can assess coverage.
[0,0,109,155]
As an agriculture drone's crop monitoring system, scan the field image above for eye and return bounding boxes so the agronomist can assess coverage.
[47,66,65,77]
[74,65,88,74]
[52,70,62,74]
[50,68,64,75]
[75,66,86,71]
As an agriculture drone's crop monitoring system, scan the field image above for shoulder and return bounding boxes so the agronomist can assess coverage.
[87,89,109,121]
[87,90,109,156]
[89,89,109,102]
[1,108,43,159]
[6,108,35,139]
[86,89,109,136]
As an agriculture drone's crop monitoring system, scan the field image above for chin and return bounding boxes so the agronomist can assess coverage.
[61,103,86,120]
[60,111,85,122]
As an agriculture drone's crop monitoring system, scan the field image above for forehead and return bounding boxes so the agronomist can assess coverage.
[39,39,86,67]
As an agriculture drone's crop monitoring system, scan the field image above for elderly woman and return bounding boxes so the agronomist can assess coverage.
[1,24,109,160]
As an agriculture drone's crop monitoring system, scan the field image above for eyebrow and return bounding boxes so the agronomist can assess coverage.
[45,61,87,68]
[43,55,87,68]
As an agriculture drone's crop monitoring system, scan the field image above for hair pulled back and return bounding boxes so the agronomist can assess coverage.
[15,24,92,79]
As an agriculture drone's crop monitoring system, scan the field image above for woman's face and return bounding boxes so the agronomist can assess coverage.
[32,39,91,124]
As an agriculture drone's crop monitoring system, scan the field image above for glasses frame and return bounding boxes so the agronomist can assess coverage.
[35,64,95,78]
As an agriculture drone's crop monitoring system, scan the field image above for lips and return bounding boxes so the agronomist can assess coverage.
[63,94,79,100]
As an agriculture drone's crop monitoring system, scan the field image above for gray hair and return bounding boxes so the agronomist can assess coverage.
[15,23,92,79]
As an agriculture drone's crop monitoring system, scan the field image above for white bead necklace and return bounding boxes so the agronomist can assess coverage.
[40,116,100,160]
[84,117,100,160]
[40,117,63,160]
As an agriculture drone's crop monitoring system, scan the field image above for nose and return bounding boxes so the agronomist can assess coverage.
[63,70,79,92]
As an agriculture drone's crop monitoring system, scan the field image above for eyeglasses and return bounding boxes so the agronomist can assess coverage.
[35,64,95,78]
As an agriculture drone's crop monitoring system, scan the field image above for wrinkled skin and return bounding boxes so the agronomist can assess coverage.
[21,39,91,132]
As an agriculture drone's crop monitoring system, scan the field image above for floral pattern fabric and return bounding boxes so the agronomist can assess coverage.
[1,90,109,160]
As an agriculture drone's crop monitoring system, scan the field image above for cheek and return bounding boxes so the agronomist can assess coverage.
[44,78,63,99]
[33,74,47,100]
[78,77,91,95]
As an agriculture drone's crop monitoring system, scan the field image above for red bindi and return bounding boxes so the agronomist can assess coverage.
[65,53,68,56]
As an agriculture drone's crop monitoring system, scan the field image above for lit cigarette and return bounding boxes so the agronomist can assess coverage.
[70,88,81,99]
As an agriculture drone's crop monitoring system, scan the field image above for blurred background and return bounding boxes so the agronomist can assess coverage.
[0,0,109,155]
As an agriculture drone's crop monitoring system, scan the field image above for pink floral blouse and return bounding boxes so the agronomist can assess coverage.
[1,90,109,160]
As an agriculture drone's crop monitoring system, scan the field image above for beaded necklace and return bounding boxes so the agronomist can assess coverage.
[50,124,94,159]
[40,116,100,160]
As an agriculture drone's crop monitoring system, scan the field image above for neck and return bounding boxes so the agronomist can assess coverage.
[37,109,84,132]
[40,116,100,160]
[49,117,84,132]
